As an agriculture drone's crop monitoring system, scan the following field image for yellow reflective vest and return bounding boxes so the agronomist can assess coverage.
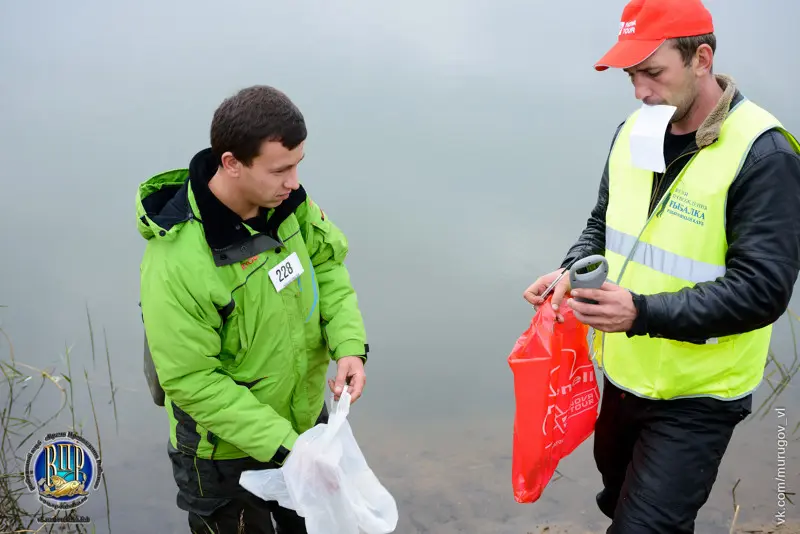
[596,98,800,400]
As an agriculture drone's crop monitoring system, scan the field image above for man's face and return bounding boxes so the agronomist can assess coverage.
[624,42,699,124]
[238,140,304,209]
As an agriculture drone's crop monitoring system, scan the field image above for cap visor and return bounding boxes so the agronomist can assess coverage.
[594,38,665,71]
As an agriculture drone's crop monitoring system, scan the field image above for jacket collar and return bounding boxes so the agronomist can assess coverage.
[695,74,743,148]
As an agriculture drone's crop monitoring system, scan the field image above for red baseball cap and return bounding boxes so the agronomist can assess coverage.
[594,0,714,71]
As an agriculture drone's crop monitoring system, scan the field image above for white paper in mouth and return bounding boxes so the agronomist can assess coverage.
[629,103,677,173]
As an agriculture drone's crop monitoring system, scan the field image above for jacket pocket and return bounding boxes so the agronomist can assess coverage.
[218,300,248,365]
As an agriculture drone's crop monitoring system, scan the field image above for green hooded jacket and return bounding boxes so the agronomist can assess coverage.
[135,148,368,465]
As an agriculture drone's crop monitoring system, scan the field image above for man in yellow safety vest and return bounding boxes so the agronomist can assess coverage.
[523,0,800,531]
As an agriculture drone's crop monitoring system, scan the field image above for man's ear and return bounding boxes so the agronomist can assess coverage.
[220,152,241,177]
[694,43,714,76]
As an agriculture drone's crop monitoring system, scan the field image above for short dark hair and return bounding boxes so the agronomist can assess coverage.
[210,85,307,166]
[669,33,716,68]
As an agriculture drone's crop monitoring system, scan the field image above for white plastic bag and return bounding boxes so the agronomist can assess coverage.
[239,388,398,534]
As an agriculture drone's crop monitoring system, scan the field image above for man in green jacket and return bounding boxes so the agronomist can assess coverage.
[136,85,370,534]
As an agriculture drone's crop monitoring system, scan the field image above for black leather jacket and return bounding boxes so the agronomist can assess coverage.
[561,76,800,343]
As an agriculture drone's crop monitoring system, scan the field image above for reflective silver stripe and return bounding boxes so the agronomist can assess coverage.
[606,227,726,284]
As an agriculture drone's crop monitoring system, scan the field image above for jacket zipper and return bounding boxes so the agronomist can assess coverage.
[599,146,702,364]
[616,148,701,285]
[649,148,699,216]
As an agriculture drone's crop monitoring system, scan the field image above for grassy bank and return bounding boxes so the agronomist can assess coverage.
[0,307,116,534]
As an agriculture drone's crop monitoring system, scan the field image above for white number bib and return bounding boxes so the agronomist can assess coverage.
[269,252,304,293]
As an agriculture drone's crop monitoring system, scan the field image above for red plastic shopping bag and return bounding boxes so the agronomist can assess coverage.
[507,298,600,503]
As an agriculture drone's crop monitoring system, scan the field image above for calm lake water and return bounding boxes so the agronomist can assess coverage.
[1,0,798,532]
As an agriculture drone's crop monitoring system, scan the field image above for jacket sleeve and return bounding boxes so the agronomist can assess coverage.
[296,194,368,362]
[629,130,800,341]
[140,248,299,462]
[560,123,623,269]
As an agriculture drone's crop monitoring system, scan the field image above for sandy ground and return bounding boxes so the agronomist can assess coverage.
[524,524,800,534]
[730,524,800,534]
[346,413,798,534]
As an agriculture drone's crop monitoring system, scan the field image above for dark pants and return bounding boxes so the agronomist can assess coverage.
[593,375,751,534]
[170,406,329,534]
[185,492,306,534]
